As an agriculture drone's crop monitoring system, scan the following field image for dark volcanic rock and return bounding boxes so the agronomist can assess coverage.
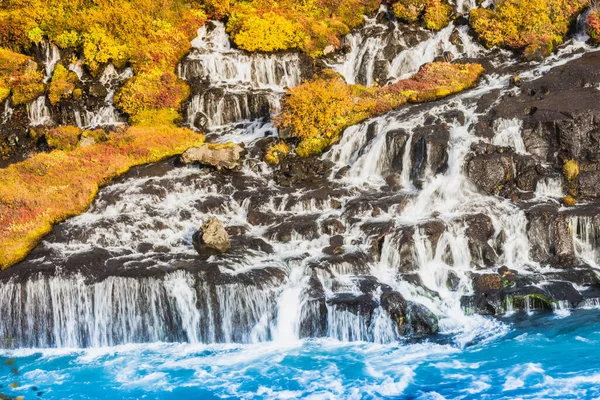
[466,152,514,195]
[410,124,450,188]
[273,156,335,187]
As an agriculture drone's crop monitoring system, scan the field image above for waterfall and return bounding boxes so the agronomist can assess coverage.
[1,10,598,352]
[329,10,485,87]
[179,21,305,130]
[570,216,600,268]
[0,271,282,348]
[41,41,61,82]
[74,64,132,129]
[28,96,52,126]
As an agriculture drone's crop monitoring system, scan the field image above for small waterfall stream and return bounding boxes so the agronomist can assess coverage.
[180,22,307,129]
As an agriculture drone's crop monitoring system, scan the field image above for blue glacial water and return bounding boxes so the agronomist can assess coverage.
[2,310,600,399]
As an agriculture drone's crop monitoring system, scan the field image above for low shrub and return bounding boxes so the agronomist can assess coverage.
[276,62,485,157]
[470,0,587,59]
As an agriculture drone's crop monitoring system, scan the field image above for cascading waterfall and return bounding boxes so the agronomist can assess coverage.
[73,63,132,129]
[330,7,484,87]
[28,96,52,126]
[1,12,599,352]
[180,21,305,129]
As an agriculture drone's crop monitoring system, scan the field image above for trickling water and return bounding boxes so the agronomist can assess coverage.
[28,96,52,126]
[0,99,13,124]
[74,64,132,129]
[570,216,600,268]
[41,41,61,82]
[180,21,305,129]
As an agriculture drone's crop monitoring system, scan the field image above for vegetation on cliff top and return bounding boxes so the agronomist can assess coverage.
[391,0,452,31]
[226,0,381,56]
[275,62,485,157]
[0,0,207,122]
[0,125,205,269]
[470,0,588,59]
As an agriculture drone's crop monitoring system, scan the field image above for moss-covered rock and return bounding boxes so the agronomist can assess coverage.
[48,64,78,105]
[0,48,44,106]
[45,125,82,151]
[563,159,580,181]
[265,142,291,165]
[392,0,452,31]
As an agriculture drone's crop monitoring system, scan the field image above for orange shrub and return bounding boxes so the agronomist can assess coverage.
[470,0,587,59]
[276,62,485,157]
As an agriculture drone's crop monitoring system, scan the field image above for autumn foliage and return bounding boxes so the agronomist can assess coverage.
[391,0,452,31]
[470,0,588,59]
[0,125,205,269]
[226,0,381,57]
[588,11,600,43]
[276,63,485,157]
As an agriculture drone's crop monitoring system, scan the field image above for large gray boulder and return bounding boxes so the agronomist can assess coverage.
[181,143,245,170]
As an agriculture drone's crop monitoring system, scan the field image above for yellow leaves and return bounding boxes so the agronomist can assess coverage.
[228,10,307,53]
[48,64,78,105]
[277,62,485,157]
[470,0,587,58]
[227,0,381,56]
[114,68,190,122]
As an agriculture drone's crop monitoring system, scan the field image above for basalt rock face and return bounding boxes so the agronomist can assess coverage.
[469,52,600,202]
